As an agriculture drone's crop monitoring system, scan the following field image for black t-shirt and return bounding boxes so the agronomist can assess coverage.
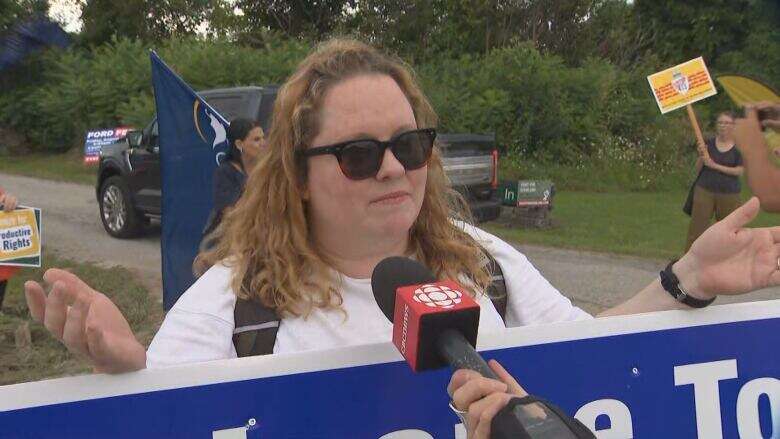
[202,161,246,238]
[212,161,246,214]
[697,139,743,194]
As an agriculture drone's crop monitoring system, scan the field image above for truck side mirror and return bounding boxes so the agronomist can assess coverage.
[126,130,143,148]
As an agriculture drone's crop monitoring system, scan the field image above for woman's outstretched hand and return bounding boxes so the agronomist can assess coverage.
[24,269,146,373]
[677,197,780,299]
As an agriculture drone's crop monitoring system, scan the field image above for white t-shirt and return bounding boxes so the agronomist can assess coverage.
[146,224,591,368]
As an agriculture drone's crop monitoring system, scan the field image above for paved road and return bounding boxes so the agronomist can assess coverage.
[2,172,778,313]
[1,173,163,296]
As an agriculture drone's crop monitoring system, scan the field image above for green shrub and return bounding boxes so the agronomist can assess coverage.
[0,36,311,152]
[0,35,756,192]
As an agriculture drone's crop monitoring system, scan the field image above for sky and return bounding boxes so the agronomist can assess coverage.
[48,0,82,33]
[46,0,243,35]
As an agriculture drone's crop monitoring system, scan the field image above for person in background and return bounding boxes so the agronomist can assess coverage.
[0,187,20,311]
[686,112,745,251]
[202,118,266,240]
[735,102,780,213]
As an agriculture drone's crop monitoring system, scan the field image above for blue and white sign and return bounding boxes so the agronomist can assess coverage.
[83,127,130,164]
[1,301,778,438]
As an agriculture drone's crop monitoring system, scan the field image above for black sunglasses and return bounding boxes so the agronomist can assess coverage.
[299,128,436,180]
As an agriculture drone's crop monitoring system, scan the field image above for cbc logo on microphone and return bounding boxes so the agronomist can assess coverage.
[413,284,463,308]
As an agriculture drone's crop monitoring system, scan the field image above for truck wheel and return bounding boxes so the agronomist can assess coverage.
[99,176,143,238]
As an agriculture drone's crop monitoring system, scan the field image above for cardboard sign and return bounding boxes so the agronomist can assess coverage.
[1,300,778,438]
[83,127,131,164]
[0,207,41,267]
[647,57,717,114]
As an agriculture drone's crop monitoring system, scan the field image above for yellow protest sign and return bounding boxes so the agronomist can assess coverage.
[0,207,42,267]
[647,57,717,114]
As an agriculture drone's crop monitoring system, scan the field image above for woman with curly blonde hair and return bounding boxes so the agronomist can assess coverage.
[195,38,493,320]
[23,38,780,382]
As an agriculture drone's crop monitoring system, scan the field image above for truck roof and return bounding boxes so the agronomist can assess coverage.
[438,133,495,144]
[199,85,279,96]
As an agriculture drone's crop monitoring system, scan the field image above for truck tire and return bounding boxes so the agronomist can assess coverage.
[99,176,143,238]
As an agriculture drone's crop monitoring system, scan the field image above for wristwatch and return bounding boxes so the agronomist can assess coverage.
[659,260,715,308]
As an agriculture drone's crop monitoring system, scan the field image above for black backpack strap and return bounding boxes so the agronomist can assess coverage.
[232,250,509,357]
[233,297,281,357]
[484,251,508,325]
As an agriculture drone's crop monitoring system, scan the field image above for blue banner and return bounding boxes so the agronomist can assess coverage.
[0,18,69,71]
[150,51,230,310]
[1,302,778,438]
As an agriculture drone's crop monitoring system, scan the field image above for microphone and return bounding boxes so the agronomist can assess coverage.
[371,257,585,439]
[371,256,496,378]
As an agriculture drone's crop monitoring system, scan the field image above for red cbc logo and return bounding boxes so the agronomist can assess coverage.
[413,284,463,308]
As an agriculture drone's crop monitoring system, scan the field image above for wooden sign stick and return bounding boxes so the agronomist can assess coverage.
[685,104,706,155]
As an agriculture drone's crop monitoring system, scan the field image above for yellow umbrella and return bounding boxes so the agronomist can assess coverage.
[716,74,779,164]
[716,74,779,105]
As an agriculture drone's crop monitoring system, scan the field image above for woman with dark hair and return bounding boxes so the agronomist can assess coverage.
[214,118,265,217]
[203,118,265,239]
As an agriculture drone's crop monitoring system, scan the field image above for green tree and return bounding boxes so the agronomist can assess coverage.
[587,0,657,69]
[0,0,48,34]
[633,0,751,65]
[80,0,147,44]
[352,0,599,64]
[80,0,224,45]
[715,0,780,88]
[234,0,355,40]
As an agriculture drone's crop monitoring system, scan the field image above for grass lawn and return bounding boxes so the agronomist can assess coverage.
[0,253,162,385]
[485,189,779,260]
[1,150,97,186]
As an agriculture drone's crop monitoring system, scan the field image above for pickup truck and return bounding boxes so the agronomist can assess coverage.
[96,86,500,238]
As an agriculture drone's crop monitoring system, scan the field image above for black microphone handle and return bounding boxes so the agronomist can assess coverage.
[436,328,497,379]
[435,328,531,439]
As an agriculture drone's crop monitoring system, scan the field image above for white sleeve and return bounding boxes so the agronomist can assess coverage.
[146,264,238,368]
[463,224,593,327]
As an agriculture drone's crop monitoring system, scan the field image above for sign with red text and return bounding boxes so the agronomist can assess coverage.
[648,57,717,114]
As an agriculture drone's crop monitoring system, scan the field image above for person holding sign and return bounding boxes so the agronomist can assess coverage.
[0,187,20,311]
[685,112,745,251]
[22,39,780,432]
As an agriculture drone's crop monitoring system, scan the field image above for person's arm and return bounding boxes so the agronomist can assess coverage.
[600,197,780,317]
[694,156,703,173]
[735,104,780,212]
[702,156,744,177]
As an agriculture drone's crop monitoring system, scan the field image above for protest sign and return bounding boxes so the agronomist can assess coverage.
[1,300,777,438]
[0,207,41,267]
[648,57,717,115]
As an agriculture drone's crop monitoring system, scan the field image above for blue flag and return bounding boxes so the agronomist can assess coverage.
[150,51,230,310]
